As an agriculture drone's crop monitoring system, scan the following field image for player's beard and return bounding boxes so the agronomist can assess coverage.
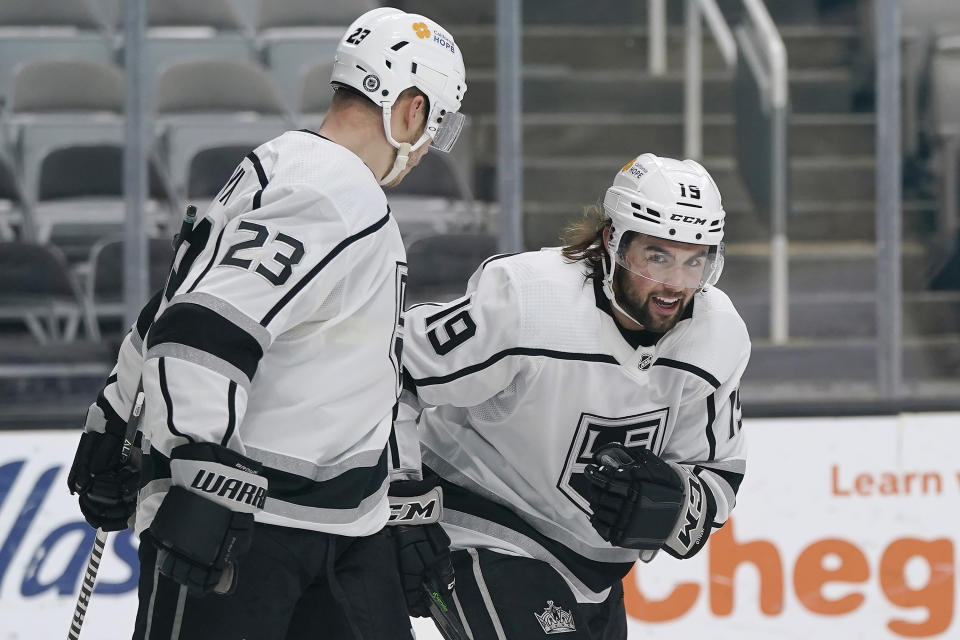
[613,266,691,333]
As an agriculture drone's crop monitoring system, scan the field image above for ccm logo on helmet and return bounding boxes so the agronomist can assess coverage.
[670,214,707,225]
[189,469,267,509]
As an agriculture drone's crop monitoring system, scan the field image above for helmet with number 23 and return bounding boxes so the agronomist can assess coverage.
[331,8,467,185]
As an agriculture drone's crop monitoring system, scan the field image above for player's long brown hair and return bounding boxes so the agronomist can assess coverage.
[560,203,611,281]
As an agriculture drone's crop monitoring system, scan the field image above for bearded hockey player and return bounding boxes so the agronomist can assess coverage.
[398,154,751,639]
[66,7,467,639]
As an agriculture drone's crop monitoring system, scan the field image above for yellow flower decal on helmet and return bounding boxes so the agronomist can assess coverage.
[413,22,431,39]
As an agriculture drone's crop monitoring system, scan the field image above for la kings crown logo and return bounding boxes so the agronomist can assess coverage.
[534,600,576,634]
[557,409,669,514]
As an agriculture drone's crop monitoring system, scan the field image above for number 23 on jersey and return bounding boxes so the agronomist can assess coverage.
[219,220,306,286]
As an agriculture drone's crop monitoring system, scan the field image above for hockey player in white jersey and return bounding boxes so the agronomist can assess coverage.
[66,7,466,639]
[399,154,750,638]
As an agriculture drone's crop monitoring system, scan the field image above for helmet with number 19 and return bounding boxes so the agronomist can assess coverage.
[331,8,467,185]
[600,154,726,328]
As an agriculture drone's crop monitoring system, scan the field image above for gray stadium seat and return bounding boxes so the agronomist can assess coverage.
[188,145,251,199]
[386,152,486,247]
[153,59,290,205]
[0,0,104,29]
[0,241,89,343]
[929,41,960,289]
[184,145,251,215]
[142,34,256,101]
[84,236,173,338]
[100,0,246,30]
[6,59,127,240]
[32,145,168,245]
[255,0,378,31]
[0,0,113,111]
[120,0,245,30]
[258,0,377,111]
[405,232,498,304]
[0,155,24,240]
[901,0,960,40]
[155,59,285,114]
[269,39,339,115]
[297,61,335,120]
[931,43,960,137]
[106,0,257,110]
[10,58,122,113]
[900,0,960,154]
[0,37,114,112]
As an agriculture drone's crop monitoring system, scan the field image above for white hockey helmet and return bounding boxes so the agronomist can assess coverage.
[602,153,726,292]
[331,8,467,184]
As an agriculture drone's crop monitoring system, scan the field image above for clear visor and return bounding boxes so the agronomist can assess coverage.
[614,232,724,290]
[429,110,465,152]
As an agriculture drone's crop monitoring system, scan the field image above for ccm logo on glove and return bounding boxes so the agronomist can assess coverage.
[676,477,704,548]
[389,487,443,525]
[171,459,268,513]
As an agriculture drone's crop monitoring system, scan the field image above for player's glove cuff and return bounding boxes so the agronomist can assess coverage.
[149,443,266,596]
[67,402,142,531]
[169,442,268,513]
[388,476,455,617]
[661,464,717,560]
[388,481,443,526]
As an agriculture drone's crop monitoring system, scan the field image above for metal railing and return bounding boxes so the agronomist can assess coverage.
[648,0,790,344]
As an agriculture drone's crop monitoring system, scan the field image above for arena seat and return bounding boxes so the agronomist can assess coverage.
[184,144,252,216]
[405,232,498,304]
[259,0,378,112]
[84,236,173,338]
[31,145,168,247]
[386,144,485,247]
[153,58,289,205]
[0,0,113,110]
[6,60,128,241]
[0,241,89,343]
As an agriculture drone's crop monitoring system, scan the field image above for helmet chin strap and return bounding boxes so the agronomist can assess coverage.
[600,251,649,330]
[379,142,410,186]
[378,105,431,186]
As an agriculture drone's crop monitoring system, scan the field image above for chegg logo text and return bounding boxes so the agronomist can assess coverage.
[624,518,954,638]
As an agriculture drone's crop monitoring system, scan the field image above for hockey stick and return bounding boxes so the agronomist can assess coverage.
[423,576,469,640]
[68,205,198,639]
[69,528,107,639]
[68,391,144,640]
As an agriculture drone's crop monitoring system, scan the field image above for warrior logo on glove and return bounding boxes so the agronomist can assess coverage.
[558,409,668,514]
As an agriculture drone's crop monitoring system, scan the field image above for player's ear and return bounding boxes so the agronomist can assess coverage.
[602,225,612,252]
[406,93,427,133]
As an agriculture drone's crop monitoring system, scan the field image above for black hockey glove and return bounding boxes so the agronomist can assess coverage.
[67,406,140,532]
[584,444,716,558]
[148,442,267,597]
[388,480,455,618]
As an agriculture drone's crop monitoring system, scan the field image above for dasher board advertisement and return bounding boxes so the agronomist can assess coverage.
[628,412,958,640]
[1,414,958,639]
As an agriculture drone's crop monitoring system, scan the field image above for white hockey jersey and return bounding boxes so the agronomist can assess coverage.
[399,249,750,602]
[85,130,407,538]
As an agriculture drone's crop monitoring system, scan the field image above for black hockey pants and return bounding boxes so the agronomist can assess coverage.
[132,525,411,640]
[448,548,627,640]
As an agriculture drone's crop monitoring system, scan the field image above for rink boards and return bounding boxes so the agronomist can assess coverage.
[1,413,957,639]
